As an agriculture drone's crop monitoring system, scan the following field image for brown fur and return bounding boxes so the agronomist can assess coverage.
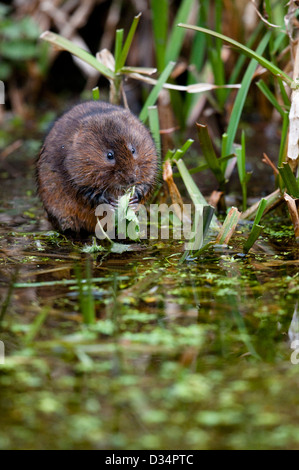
[36,101,158,233]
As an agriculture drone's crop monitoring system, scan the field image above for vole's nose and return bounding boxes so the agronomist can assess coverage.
[127,168,139,186]
[127,176,136,186]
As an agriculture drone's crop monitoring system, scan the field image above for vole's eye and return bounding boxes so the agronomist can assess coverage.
[106,151,115,161]
[130,145,137,158]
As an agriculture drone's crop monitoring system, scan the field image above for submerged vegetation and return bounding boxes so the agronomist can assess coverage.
[0,0,298,450]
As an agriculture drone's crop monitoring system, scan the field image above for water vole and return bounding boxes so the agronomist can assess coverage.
[36,101,158,233]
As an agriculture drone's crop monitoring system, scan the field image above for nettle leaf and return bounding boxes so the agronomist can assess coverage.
[1,17,39,40]
[0,41,37,60]
[0,61,12,79]
[19,17,40,40]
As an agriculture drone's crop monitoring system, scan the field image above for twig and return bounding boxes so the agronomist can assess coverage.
[0,140,23,160]
[241,189,283,220]
[250,0,281,29]
[262,152,279,175]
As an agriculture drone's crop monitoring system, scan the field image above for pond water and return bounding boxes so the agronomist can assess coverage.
[0,144,298,450]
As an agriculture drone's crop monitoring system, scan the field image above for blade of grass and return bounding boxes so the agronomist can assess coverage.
[221,133,228,158]
[256,79,285,117]
[176,158,219,230]
[243,198,267,253]
[92,86,100,100]
[121,66,157,75]
[114,28,124,72]
[277,77,290,107]
[196,123,226,187]
[187,153,235,175]
[220,133,229,173]
[129,73,240,92]
[178,138,194,155]
[278,162,299,198]
[151,0,169,71]
[207,0,226,107]
[148,106,161,157]
[224,31,272,155]
[215,207,241,245]
[243,225,263,254]
[228,21,264,86]
[184,0,208,119]
[236,131,251,211]
[165,0,194,65]
[201,205,215,242]
[252,198,268,226]
[272,31,288,56]
[278,110,290,172]
[40,31,115,80]
[139,61,176,122]
[169,138,194,162]
[241,189,282,220]
[165,149,175,161]
[178,25,294,163]
[117,13,141,71]
[178,24,293,87]
[176,159,210,206]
